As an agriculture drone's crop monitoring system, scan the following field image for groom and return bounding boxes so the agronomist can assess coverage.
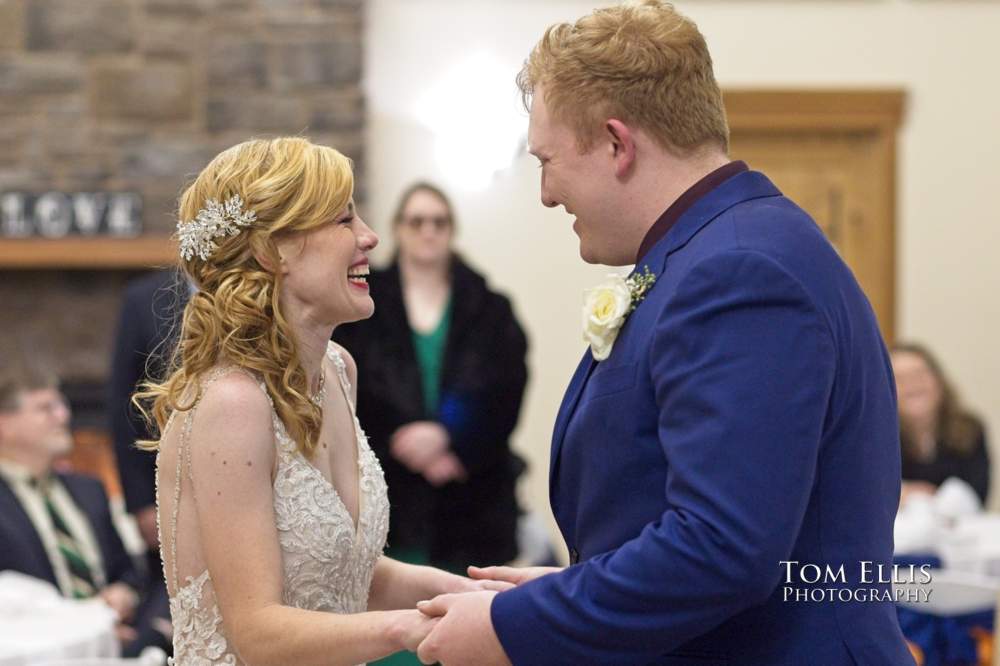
[416,1,914,664]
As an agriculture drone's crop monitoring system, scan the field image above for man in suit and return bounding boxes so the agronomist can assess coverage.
[0,358,162,655]
[107,269,186,656]
[415,2,914,664]
[109,268,187,556]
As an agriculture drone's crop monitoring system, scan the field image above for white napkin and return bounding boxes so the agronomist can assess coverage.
[934,477,982,520]
[895,477,985,557]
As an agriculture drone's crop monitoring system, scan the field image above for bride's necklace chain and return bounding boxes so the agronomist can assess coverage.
[311,367,329,449]
[309,367,327,407]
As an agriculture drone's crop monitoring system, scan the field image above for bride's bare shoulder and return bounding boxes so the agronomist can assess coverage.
[186,369,274,460]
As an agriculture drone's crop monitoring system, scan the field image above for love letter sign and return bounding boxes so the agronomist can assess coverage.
[0,192,143,238]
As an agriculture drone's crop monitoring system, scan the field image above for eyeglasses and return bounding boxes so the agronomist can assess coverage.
[399,215,451,231]
[32,396,69,416]
[8,392,71,418]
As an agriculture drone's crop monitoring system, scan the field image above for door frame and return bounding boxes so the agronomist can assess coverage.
[724,89,906,341]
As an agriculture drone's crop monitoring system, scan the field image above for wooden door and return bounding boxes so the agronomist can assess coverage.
[724,90,905,342]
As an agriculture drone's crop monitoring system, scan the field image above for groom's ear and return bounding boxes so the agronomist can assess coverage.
[605,119,636,179]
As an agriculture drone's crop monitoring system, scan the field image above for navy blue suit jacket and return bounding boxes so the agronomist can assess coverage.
[109,269,187,516]
[0,472,141,593]
[491,171,914,665]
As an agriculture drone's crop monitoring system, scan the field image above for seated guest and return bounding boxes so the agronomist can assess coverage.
[0,358,161,655]
[891,342,991,505]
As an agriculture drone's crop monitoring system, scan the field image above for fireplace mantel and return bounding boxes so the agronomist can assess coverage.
[0,237,176,269]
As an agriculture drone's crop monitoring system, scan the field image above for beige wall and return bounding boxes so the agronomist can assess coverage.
[365,0,1000,554]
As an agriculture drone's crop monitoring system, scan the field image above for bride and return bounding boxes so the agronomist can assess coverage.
[134,137,507,665]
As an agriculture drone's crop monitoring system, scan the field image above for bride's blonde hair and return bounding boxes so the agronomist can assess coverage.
[134,137,353,456]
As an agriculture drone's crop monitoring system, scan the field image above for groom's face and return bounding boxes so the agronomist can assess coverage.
[528,88,625,265]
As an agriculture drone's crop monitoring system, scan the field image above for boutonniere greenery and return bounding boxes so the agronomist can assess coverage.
[582,266,657,361]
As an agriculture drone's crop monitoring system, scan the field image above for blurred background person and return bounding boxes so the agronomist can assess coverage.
[334,182,528,581]
[0,356,166,656]
[110,269,187,557]
[892,342,991,506]
[107,268,187,656]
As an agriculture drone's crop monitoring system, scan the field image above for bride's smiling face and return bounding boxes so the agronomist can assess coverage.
[276,201,379,327]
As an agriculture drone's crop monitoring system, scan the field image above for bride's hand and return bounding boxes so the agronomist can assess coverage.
[467,564,564,586]
[392,609,439,652]
[445,571,516,594]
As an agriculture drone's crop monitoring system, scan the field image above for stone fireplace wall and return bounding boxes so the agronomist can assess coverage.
[0,0,365,426]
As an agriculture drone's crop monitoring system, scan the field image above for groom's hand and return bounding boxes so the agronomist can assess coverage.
[416,591,511,666]
[468,564,563,586]
[447,573,516,594]
[392,609,440,653]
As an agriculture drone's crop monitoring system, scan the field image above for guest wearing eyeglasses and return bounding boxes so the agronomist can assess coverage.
[0,358,163,656]
[334,182,528,594]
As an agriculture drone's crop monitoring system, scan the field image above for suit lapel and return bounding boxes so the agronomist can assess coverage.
[0,476,58,584]
[548,351,596,500]
[378,262,426,417]
[59,475,101,550]
[548,171,784,507]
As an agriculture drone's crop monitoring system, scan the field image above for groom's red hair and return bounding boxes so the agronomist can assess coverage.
[517,0,729,156]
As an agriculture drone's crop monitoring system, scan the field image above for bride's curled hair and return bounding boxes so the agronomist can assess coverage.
[134,137,353,456]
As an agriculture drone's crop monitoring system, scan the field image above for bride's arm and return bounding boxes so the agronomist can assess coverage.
[368,556,504,611]
[189,374,433,666]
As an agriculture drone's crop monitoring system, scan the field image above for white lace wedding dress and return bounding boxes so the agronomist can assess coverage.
[156,343,390,665]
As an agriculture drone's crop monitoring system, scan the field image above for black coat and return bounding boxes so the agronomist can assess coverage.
[108,269,187,516]
[902,423,991,504]
[0,472,142,592]
[334,257,528,567]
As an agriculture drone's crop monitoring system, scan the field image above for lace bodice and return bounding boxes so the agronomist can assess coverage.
[156,343,389,665]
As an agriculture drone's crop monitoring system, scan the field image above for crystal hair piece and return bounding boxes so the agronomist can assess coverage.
[177,194,257,261]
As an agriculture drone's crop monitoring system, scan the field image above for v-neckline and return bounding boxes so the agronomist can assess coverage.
[315,350,364,540]
[273,345,365,541]
[295,438,364,542]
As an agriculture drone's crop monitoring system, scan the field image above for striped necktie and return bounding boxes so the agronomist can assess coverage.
[32,476,97,599]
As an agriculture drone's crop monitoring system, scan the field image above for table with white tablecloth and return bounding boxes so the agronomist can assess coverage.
[894,480,1000,664]
[0,571,119,666]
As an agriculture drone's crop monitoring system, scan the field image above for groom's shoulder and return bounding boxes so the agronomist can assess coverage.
[717,193,831,258]
[689,193,854,298]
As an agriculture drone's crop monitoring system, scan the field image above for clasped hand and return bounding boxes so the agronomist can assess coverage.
[390,421,467,486]
[411,564,563,664]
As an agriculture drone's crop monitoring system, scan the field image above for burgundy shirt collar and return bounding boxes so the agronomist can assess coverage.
[635,160,749,264]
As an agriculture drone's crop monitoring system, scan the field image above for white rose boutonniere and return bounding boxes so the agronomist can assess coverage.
[582,266,657,361]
